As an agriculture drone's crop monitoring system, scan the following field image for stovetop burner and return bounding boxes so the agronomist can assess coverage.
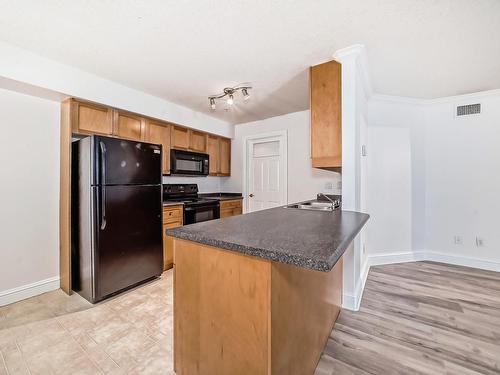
[163,183,221,225]
[163,184,219,207]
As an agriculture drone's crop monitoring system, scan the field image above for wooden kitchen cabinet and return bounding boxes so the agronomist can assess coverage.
[163,205,183,270]
[207,135,220,176]
[113,110,145,141]
[189,130,207,153]
[147,120,171,174]
[207,135,231,176]
[310,60,342,169]
[219,137,231,176]
[71,100,113,136]
[220,199,242,218]
[171,126,190,150]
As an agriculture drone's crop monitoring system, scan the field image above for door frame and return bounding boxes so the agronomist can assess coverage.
[242,130,288,213]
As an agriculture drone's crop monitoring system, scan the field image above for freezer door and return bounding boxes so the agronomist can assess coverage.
[94,136,162,185]
[93,184,162,301]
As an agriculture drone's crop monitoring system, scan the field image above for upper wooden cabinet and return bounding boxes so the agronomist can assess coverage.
[206,135,231,176]
[189,130,207,153]
[171,126,207,153]
[207,135,220,176]
[71,100,113,136]
[219,137,231,176]
[171,126,190,150]
[147,120,171,174]
[310,60,342,169]
[67,98,231,176]
[114,110,145,141]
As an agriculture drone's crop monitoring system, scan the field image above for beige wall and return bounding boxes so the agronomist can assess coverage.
[0,88,60,300]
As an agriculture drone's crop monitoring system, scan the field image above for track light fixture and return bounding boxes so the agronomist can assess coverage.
[208,85,252,110]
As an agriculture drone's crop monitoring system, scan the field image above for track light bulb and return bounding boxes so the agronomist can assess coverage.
[210,98,216,110]
[242,88,250,101]
[227,94,234,105]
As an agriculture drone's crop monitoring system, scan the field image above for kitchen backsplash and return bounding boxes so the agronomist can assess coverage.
[162,176,228,193]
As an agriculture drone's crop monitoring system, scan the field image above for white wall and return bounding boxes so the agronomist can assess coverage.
[366,98,426,258]
[221,110,341,205]
[366,90,500,270]
[0,42,234,304]
[0,89,60,304]
[0,41,233,138]
[424,93,500,265]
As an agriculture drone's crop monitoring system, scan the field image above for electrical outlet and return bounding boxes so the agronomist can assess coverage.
[361,145,367,157]
[453,236,463,245]
[475,237,484,247]
[324,182,333,190]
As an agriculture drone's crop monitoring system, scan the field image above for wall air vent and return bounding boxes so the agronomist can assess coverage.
[456,103,481,117]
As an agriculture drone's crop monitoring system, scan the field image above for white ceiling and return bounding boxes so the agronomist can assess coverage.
[0,0,499,124]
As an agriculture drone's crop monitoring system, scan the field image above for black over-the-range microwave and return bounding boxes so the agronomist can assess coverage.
[170,149,209,176]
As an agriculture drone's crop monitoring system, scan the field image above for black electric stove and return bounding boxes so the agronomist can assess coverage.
[163,184,220,225]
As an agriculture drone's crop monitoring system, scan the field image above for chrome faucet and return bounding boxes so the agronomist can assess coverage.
[318,193,337,210]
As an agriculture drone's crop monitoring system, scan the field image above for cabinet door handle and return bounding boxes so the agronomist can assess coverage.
[249,193,254,198]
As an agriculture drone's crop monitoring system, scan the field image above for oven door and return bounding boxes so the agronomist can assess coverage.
[184,203,220,225]
[170,150,209,176]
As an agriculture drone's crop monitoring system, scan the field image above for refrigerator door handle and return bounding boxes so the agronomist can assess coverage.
[100,141,107,230]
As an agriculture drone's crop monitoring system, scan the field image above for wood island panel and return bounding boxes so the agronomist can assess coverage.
[174,239,271,375]
[173,238,343,375]
[271,259,342,375]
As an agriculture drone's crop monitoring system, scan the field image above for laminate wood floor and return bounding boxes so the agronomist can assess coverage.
[315,261,500,375]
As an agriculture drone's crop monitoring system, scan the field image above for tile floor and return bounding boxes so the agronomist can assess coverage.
[0,271,174,374]
[4,262,498,374]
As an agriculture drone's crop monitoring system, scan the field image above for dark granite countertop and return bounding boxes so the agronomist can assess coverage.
[167,204,369,272]
[198,193,243,201]
[163,201,184,207]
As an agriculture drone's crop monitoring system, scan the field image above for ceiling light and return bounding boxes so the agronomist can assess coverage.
[242,88,250,101]
[208,85,252,111]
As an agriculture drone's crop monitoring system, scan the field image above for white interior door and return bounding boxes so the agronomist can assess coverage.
[246,133,287,213]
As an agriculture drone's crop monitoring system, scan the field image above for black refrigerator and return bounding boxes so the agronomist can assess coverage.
[72,135,163,303]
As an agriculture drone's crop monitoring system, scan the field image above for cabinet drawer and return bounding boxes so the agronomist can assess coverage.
[163,206,183,224]
[220,205,242,218]
[220,199,242,210]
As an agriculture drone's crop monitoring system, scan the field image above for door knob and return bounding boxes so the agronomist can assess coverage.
[249,193,254,198]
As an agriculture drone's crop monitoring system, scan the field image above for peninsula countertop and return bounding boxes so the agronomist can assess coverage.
[166,203,369,272]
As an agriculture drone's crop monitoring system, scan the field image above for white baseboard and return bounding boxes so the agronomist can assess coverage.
[424,251,500,272]
[342,250,500,312]
[368,250,426,266]
[343,259,370,311]
[367,250,500,272]
[0,276,60,307]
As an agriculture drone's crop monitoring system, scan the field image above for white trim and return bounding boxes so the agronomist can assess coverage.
[342,258,370,311]
[371,89,500,107]
[367,250,500,272]
[242,130,288,213]
[424,251,500,273]
[368,250,427,266]
[0,276,60,307]
[333,44,373,100]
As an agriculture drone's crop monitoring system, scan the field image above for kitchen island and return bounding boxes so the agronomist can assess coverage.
[167,204,369,375]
